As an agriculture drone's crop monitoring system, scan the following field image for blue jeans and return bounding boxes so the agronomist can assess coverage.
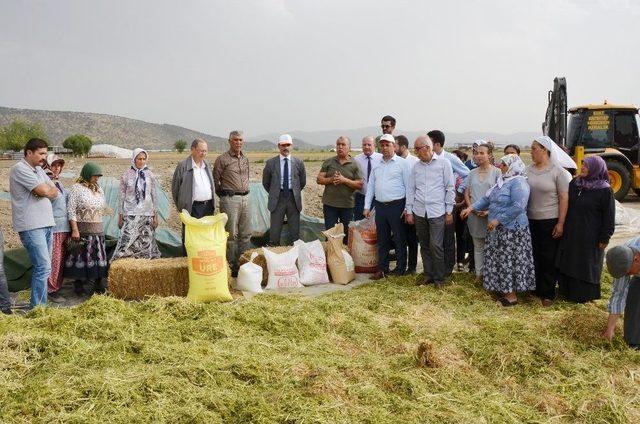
[19,227,53,308]
[0,230,11,310]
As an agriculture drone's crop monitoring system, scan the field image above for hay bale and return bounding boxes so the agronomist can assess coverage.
[109,258,233,300]
[238,243,331,286]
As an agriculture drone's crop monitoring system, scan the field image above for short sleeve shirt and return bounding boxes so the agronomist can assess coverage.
[9,159,55,232]
[320,156,363,208]
[526,163,572,220]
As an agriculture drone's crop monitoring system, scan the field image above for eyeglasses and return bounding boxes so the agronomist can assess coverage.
[381,124,393,129]
[414,145,429,152]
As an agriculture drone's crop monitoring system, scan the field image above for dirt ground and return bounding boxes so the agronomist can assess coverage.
[0,151,333,249]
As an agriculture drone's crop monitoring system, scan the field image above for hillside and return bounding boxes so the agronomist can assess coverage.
[0,107,323,151]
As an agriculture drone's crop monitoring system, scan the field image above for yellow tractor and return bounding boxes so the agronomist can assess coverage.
[543,77,640,200]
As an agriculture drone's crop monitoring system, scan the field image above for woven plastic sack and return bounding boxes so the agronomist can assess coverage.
[348,211,379,273]
[262,247,303,289]
[294,239,330,286]
[179,210,232,302]
[236,252,264,293]
[323,223,355,285]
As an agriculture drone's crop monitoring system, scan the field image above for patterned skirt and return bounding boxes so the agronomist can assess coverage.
[111,215,161,260]
[483,225,536,294]
[64,234,109,280]
[48,232,69,293]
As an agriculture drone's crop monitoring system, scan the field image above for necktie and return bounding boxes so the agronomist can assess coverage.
[367,156,372,181]
[283,157,290,197]
[54,181,62,193]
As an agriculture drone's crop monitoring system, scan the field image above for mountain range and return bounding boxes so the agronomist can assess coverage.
[0,106,539,151]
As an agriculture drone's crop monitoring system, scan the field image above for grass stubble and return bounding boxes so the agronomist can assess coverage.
[0,272,638,423]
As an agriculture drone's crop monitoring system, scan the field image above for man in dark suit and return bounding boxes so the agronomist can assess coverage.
[262,134,307,245]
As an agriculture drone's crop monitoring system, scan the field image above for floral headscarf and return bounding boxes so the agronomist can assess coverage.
[575,156,610,190]
[485,154,526,196]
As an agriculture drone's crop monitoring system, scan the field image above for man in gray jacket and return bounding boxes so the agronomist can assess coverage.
[262,134,306,245]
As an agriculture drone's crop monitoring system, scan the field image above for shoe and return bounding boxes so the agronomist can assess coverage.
[73,280,85,296]
[48,292,67,303]
[93,279,107,295]
[498,297,518,307]
[370,271,387,280]
[406,268,417,275]
[434,281,445,289]
[419,277,434,286]
[389,269,405,276]
[541,299,554,307]
[1,308,12,315]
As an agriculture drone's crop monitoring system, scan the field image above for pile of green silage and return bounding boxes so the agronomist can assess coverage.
[0,273,638,423]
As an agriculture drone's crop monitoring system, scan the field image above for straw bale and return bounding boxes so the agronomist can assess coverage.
[109,258,233,300]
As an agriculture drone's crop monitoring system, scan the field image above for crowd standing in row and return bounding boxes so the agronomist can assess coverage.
[0,119,637,348]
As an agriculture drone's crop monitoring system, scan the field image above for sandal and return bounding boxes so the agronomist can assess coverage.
[498,297,518,307]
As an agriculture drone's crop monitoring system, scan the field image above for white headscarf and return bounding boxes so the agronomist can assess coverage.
[131,148,148,204]
[485,154,526,196]
[533,135,576,169]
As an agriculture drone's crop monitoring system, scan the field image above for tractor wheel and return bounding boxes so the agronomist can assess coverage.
[605,160,631,201]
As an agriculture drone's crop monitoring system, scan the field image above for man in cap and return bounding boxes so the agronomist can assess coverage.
[317,136,363,243]
[364,134,411,279]
[354,136,382,221]
[262,134,306,245]
[603,238,640,348]
[213,130,251,275]
[9,138,58,309]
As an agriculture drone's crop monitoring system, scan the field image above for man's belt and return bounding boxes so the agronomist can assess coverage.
[375,198,405,206]
[218,190,249,197]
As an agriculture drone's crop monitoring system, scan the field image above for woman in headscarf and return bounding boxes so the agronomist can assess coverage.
[65,162,108,296]
[461,154,535,306]
[43,154,70,300]
[526,136,574,306]
[112,148,161,260]
[463,140,501,283]
[555,156,615,303]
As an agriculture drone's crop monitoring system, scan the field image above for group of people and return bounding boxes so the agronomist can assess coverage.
[0,119,637,348]
[1,138,162,312]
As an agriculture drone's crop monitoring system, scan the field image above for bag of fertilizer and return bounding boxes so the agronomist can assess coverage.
[322,223,355,285]
[348,211,379,273]
[262,246,303,289]
[293,239,330,286]
[179,210,233,302]
[236,252,264,293]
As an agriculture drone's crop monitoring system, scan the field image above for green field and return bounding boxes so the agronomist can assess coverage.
[1,273,638,423]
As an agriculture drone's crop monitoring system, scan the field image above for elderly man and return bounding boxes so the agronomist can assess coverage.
[317,136,363,243]
[364,134,411,279]
[406,136,455,288]
[603,238,640,348]
[10,138,58,308]
[262,134,306,245]
[213,130,251,274]
[354,136,382,221]
[427,130,469,276]
[172,139,215,251]
[395,134,420,274]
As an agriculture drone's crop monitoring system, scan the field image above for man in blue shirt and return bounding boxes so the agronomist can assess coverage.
[428,130,468,276]
[604,238,640,348]
[406,136,455,288]
[364,134,411,279]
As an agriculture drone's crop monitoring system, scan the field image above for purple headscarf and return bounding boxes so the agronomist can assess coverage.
[575,156,610,190]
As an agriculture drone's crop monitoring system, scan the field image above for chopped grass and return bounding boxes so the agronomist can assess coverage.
[1,273,639,423]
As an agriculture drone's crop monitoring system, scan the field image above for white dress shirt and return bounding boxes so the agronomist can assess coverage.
[406,154,455,218]
[403,152,420,169]
[192,159,213,201]
[354,151,383,195]
[364,154,411,209]
[279,154,293,189]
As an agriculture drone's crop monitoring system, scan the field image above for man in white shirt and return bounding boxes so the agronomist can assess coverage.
[354,136,382,220]
[406,136,455,288]
[395,135,419,274]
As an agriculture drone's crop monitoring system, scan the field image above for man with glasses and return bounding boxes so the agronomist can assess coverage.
[376,115,396,151]
[406,136,455,288]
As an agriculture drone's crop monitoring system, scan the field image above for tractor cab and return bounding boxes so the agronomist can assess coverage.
[543,77,640,200]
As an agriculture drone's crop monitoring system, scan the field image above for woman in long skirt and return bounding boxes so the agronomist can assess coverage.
[65,162,109,296]
[461,154,535,306]
[43,154,70,301]
[556,156,615,303]
[112,148,161,260]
